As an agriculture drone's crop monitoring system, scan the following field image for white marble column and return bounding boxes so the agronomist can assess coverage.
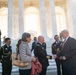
[67,0,76,37]
[40,0,47,38]
[13,7,19,39]
[49,0,57,36]
[8,0,13,38]
[18,0,24,38]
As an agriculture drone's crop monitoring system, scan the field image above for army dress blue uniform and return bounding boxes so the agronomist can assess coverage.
[34,42,49,75]
[0,44,12,75]
[52,41,63,75]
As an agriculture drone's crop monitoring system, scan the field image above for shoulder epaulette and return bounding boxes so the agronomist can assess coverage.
[1,46,10,55]
[1,46,4,49]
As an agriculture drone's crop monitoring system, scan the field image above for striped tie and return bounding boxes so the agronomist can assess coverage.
[62,39,66,47]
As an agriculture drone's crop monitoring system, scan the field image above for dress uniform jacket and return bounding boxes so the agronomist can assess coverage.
[34,42,49,68]
[52,41,63,75]
[52,41,62,54]
[1,44,12,75]
[42,42,46,50]
[34,42,49,75]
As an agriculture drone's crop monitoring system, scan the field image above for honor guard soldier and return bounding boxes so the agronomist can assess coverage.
[52,35,62,75]
[0,38,12,75]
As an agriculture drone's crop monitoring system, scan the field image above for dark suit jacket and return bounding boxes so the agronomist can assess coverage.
[31,42,37,51]
[57,37,76,75]
[34,42,49,68]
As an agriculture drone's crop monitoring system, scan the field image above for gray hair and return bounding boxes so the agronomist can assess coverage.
[61,30,69,34]
[22,32,31,42]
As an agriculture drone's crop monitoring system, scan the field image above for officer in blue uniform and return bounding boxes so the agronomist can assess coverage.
[0,38,12,75]
[52,35,63,75]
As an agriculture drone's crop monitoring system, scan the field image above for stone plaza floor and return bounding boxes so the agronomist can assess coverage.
[0,59,57,75]
[0,71,57,75]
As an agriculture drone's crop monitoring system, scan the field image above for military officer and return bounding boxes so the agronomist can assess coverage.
[0,38,12,75]
[34,36,52,75]
[52,35,62,75]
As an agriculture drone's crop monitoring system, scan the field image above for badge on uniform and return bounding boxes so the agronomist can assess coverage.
[57,48,60,52]
[5,48,8,51]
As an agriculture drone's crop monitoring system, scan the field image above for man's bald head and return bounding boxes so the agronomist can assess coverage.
[61,30,69,39]
[38,36,44,43]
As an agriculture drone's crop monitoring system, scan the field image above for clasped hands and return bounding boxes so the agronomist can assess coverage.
[53,54,66,60]
[46,55,52,59]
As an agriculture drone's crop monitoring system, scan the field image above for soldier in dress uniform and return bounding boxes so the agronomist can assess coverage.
[52,35,63,75]
[0,38,12,75]
[34,36,52,75]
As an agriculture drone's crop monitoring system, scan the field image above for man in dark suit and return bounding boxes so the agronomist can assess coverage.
[34,36,51,75]
[31,37,37,52]
[55,30,76,75]
[52,35,63,75]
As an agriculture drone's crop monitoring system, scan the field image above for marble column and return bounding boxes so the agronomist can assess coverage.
[67,0,76,37]
[49,0,57,36]
[8,0,13,38]
[40,0,47,38]
[18,0,24,38]
[13,7,19,39]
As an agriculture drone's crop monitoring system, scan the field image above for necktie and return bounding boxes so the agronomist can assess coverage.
[62,39,66,47]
